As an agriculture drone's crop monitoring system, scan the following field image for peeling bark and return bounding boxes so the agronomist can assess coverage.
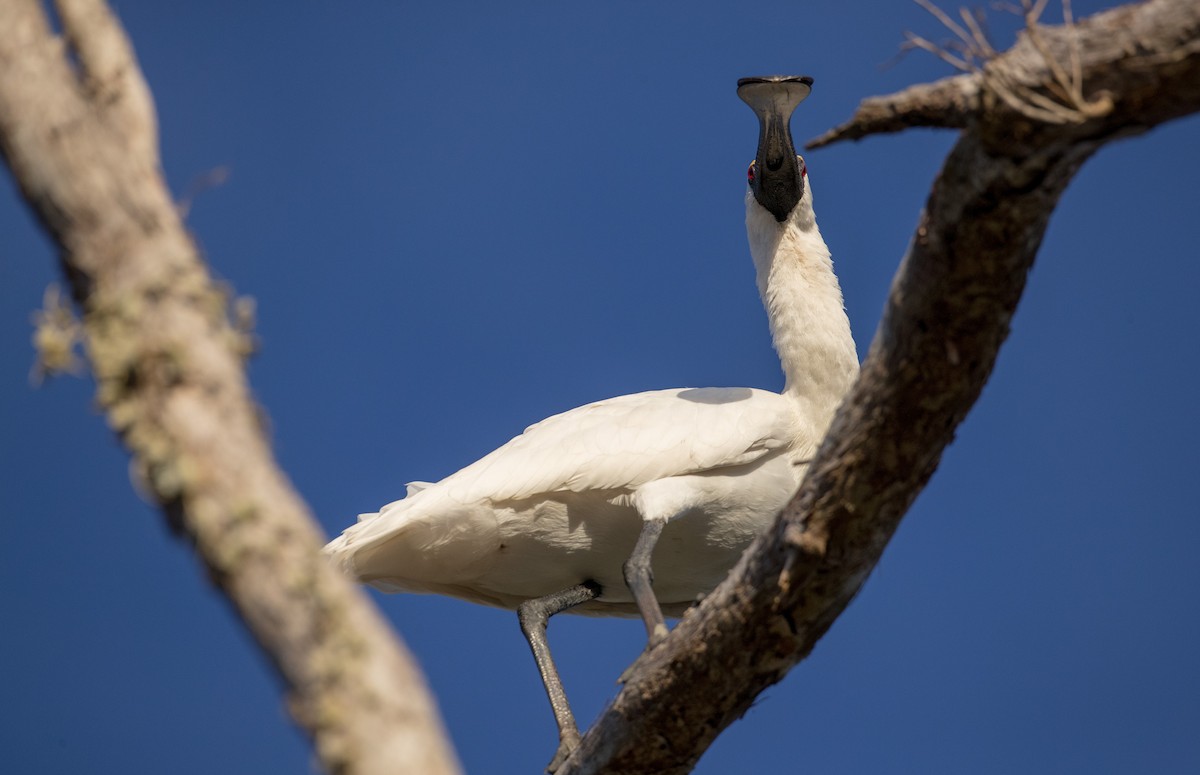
[0,2,460,774]
[560,1,1200,772]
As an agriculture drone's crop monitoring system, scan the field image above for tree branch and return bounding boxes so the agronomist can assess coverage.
[810,73,978,148]
[561,1,1200,772]
[810,0,1200,149]
[0,2,460,773]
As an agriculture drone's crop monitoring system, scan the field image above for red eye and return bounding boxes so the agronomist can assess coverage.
[747,161,756,185]
[799,157,807,178]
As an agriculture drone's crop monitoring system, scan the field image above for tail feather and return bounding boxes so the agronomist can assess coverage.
[323,485,499,592]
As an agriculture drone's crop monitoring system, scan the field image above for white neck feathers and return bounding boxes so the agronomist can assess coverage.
[745,182,858,440]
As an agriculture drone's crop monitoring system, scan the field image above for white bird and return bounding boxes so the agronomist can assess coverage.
[324,75,858,771]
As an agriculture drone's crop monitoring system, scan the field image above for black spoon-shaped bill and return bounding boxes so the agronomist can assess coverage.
[737,76,813,222]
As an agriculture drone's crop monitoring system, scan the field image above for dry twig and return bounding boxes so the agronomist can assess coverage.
[908,0,1114,123]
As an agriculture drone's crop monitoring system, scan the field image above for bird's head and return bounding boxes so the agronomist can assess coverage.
[738,75,812,223]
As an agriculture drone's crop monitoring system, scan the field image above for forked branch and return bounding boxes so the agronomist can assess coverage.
[810,0,1197,149]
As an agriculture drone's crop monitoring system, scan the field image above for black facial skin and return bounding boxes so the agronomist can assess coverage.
[749,130,804,223]
[749,155,806,223]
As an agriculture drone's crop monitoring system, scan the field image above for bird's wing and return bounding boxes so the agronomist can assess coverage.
[441,387,799,504]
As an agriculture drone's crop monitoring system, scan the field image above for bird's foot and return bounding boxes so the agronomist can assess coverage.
[546,731,580,774]
[617,624,670,684]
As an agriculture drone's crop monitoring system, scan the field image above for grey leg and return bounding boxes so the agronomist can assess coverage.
[517,580,601,773]
[623,517,669,646]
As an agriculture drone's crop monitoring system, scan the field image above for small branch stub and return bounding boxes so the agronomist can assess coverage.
[30,284,84,384]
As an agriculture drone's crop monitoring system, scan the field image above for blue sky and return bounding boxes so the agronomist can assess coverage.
[2,2,1198,773]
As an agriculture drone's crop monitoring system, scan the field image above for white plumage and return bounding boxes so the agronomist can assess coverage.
[325,184,857,615]
[324,75,857,769]
[330,386,804,613]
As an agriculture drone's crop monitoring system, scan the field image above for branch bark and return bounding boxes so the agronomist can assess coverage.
[561,1,1200,772]
[810,0,1200,148]
[0,2,460,774]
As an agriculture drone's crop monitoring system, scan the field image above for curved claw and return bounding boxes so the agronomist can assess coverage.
[617,623,671,685]
[546,731,580,774]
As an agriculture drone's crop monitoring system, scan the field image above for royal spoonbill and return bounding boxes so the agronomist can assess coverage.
[324,75,858,771]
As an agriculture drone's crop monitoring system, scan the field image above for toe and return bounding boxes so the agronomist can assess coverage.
[546,733,580,773]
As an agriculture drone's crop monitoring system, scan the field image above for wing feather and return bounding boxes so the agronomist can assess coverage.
[442,387,798,504]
